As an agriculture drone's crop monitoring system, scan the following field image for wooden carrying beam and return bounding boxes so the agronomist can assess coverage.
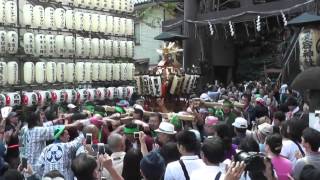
[103,105,195,121]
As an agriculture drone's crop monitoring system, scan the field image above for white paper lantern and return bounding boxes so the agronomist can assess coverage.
[23,33,34,55]
[106,87,115,100]
[83,0,91,8]
[22,92,38,107]
[35,34,46,56]
[57,62,66,82]
[46,61,56,83]
[54,8,66,29]
[5,1,17,24]
[134,76,142,95]
[65,36,75,57]
[84,62,92,82]
[33,5,45,28]
[24,62,34,84]
[127,63,135,80]
[99,63,107,81]
[55,35,65,56]
[120,0,127,12]
[92,63,100,81]
[116,87,124,99]
[91,14,100,32]
[126,41,134,58]
[65,89,77,103]
[106,16,113,34]
[119,18,126,35]
[91,0,100,9]
[7,61,18,85]
[36,90,51,106]
[66,63,75,83]
[51,90,63,104]
[112,40,120,57]
[105,40,113,57]
[112,63,120,81]
[90,38,99,58]
[120,63,127,81]
[0,31,5,54]
[35,62,46,83]
[6,31,18,54]
[87,88,97,101]
[0,62,7,86]
[119,41,127,57]
[113,17,120,35]
[22,4,33,26]
[76,89,88,103]
[106,63,112,81]
[127,0,134,13]
[75,62,85,82]
[113,0,121,11]
[74,11,84,31]
[99,15,107,33]
[73,0,84,7]
[75,36,85,57]
[126,86,134,99]
[99,39,106,58]
[44,7,55,29]
[125,19,134,36]
[83,13,92,31]
[45,35,55,56]
[65,10,75,30]
[96,87,106,100]
[105,0,113,10]
[0,0,5,23]
[5,92,21,106]
[83,38,91,57]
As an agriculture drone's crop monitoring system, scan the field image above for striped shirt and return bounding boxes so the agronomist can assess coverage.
[23,122,64,172]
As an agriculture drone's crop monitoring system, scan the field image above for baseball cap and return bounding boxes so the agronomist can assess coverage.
[67,104,76,109]
[258,123,273,136]
[7,112,17,119]
[232,117,248,129]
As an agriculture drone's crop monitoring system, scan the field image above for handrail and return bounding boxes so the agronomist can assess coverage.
[277,27,303,83]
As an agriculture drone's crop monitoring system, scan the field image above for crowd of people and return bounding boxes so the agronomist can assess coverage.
[0,81,319,180]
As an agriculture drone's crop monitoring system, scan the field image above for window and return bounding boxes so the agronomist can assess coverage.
[134,23,141,45]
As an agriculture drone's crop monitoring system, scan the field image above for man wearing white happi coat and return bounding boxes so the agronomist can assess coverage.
[36,127,84,180]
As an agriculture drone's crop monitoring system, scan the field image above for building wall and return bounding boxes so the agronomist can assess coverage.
[134,7,174,65]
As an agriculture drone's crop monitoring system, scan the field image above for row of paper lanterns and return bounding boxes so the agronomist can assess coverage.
[0,61,135,85]
[51,0,134,13]
[23,33,134,58]
[22,4,134,35]
[0,86,135,107]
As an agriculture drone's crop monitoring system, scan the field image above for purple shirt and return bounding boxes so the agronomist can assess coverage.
[225,144,237,160]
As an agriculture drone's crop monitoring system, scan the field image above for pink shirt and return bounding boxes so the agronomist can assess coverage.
[271,156,293,180]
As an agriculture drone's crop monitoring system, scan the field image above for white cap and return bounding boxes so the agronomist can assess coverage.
[155,122,176,135]
[67,104,76,109]
[258,123,273,136]
[232,117,248,129]
[133,104,144,111]
[200,93,211,101]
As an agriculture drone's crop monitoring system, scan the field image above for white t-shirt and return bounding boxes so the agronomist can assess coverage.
[280,139,302,165]
[190,164,225,180]
[164,155,206,180]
